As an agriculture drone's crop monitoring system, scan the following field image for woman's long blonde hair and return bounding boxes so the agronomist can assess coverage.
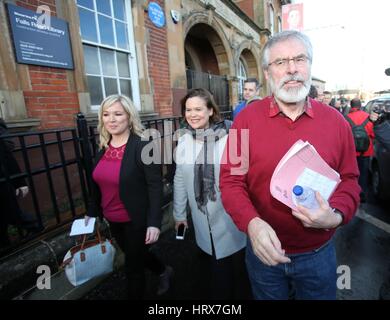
[98,94,144,149]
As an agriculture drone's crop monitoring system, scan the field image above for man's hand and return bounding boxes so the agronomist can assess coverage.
[370,111,379,122]
[247,217,291,266]
[15,186,29,198]
[145,226,160,244]
[291,191,342,229]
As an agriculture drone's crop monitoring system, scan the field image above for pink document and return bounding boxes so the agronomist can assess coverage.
[270,140,341,210]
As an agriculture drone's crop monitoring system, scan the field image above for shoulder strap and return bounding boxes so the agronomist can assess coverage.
[361,117,369,127]
[344,115,356,128]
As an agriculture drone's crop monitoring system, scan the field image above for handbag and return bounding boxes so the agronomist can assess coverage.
[61,228,116,286]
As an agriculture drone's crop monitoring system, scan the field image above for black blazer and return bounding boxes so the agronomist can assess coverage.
[88,134,163,230]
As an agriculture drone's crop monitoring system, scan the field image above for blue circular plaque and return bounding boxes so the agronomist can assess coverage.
[148,2,165,28]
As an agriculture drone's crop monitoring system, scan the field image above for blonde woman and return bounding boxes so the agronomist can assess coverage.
[86,94,173,299]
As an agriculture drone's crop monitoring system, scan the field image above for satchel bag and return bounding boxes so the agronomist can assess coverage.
[61,228,116,286]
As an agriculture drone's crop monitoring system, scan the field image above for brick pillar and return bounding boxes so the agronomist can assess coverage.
[144,0,172,116]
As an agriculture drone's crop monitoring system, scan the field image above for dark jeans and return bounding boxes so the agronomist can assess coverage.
[203,247,252,300]
[109,221,165,299]
[246,239,337,300]
[357,156,369,196]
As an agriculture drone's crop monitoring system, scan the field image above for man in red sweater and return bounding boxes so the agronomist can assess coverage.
[220,31,360,300]
[345,98,377,202]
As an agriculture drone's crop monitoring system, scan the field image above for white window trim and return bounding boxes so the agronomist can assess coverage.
[124,0,140,111]
[77,0,141,111]
[238,59,247,101]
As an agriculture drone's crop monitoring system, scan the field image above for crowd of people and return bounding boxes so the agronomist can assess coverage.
[2,29,389,300]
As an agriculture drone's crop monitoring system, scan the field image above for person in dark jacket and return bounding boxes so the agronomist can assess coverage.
[85,94,173,299]
[346,98,377,202]
[0,119,30,247]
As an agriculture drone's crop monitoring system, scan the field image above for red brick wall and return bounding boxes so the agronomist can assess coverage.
[235,0,254,20]
[144,0,172,116]
[24,67,79,128]
[15,0,79,129]
[16,0,57,15]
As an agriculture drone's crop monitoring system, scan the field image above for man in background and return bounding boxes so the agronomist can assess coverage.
[233,78,261,119]
[345,98,377,202]
[322,91,332,105]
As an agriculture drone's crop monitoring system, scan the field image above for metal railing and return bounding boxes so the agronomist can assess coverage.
[0,111,232,257]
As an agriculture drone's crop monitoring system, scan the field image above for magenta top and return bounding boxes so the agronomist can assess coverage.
[92,143,131,223]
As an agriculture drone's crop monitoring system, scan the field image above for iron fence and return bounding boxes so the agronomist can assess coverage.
[0,111,232,257]
[186,69,231,112]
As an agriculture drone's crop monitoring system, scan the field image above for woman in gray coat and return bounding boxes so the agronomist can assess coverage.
[173,88,251,299]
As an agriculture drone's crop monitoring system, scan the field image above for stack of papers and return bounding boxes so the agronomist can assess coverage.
[270,140,341,210]
[69,218,96,236]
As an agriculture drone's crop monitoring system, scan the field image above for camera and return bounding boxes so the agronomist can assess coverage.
[373,105,385,115]
[373,104,390,123]
[176,223,186,240]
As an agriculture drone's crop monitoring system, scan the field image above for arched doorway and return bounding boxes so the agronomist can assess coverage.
[236,48,260,101]
[184,23,230,111]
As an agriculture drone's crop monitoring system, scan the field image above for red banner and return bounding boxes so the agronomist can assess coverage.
[282,3,304,32]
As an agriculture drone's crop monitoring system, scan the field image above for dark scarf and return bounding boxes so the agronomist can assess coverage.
[187,120,231,215]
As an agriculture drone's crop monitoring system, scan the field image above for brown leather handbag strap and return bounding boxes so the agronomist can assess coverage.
[62,223,109,267]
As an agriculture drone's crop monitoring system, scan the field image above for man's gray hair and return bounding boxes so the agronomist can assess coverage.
[261,31,313,70]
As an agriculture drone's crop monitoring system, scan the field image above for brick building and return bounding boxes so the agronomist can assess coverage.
[0,0,288,131]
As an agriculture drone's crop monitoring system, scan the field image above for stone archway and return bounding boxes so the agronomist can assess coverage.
[183,13,234,111]
[236,40,261,79]
[183,12,234,77]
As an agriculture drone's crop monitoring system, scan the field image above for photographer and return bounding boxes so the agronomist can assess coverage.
[372,103,390,150]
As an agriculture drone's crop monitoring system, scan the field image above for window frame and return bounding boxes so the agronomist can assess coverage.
[76,0,141,111]
[238,58,247,102]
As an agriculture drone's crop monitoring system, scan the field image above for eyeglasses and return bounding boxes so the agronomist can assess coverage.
[268,55,310,69]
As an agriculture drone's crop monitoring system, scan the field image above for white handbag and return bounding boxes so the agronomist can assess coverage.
[62,229,116,286]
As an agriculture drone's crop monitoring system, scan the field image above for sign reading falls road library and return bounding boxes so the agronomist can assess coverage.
[7,4,74,70]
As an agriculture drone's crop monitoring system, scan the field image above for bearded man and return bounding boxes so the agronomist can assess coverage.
[219,31,360,300]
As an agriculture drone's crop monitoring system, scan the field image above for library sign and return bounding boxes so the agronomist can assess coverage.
[7,3,74,70]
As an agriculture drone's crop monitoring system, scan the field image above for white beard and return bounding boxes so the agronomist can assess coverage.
[269,74,311,103]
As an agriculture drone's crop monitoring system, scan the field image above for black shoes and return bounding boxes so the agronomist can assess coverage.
[157,265,174,295]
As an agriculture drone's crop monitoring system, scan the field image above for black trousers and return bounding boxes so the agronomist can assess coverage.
[109,221,165,299]
[357,156,370,196]
[204,246,253,300]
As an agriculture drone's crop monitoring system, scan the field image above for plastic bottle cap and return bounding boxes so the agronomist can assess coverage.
[293,185,303,196]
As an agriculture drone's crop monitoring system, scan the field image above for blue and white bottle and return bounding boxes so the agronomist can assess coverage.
[292,185,319,210]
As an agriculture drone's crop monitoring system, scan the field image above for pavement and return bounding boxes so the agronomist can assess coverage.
[83,206,390,300]
[83,220,211,300]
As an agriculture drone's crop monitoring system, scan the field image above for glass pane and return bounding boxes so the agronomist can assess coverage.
[97,0,111,16]
[79,8,98,42]
[113,0,126,21]
[117,52,130,77]
[120,79,132,98]
[115,21,129,50]
[104,78,118,96]
[83,45,100,75]
[77,0,94,10]
[87,76,103,105]
[98,15,115,46]
[100,48,116,77]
